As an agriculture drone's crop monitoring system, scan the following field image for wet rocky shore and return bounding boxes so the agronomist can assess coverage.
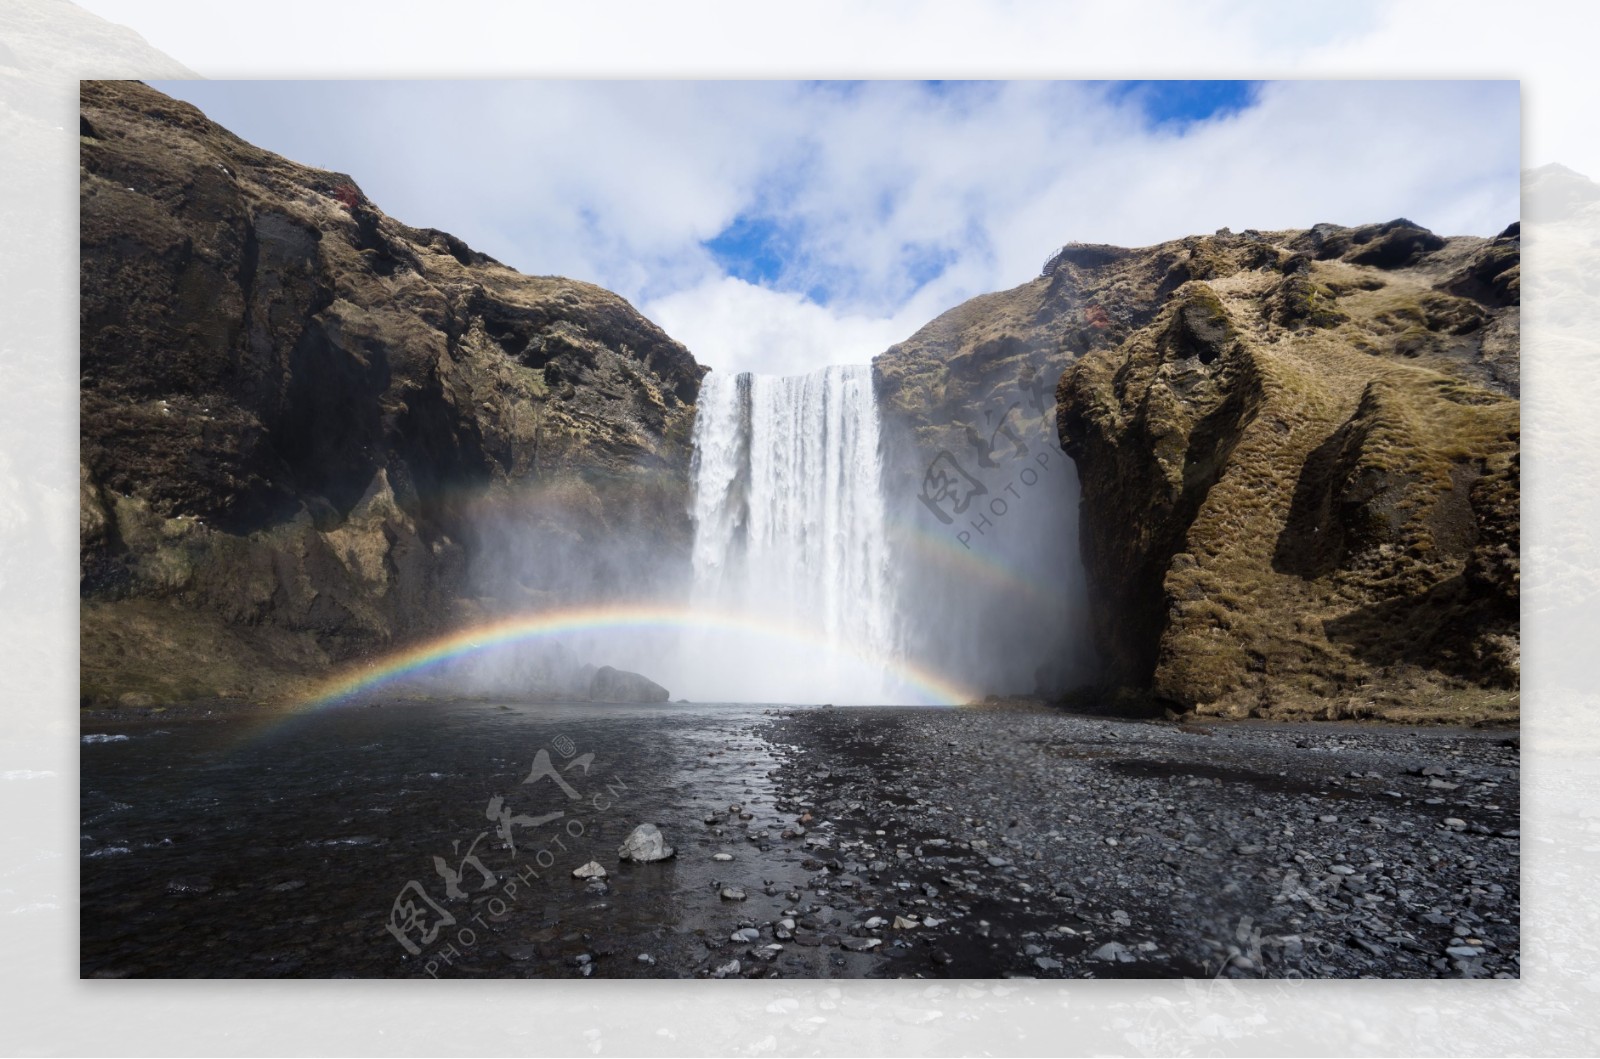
[742,705,1520,979]
[80,700,1517,979]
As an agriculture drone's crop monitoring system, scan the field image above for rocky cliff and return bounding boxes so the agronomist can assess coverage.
[879,220,1519,722]
[80,81,1521,722]
[79,80,705,707]
[1053,223,1519,721]
[874,257,1099,697]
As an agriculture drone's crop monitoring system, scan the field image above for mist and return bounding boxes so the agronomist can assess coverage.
[419,355,1094,707]
[878,367,1097,701]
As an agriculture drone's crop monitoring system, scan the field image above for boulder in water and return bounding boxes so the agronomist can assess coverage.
[589,665,669,703]
[617,823,674,862]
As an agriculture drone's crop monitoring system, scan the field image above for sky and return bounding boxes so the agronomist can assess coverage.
[148,78,1520,376]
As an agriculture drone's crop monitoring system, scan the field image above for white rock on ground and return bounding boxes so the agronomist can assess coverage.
[617,823,674,862]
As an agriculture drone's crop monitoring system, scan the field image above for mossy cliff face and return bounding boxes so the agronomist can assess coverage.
[1056,223,1519,722]
[79,81,705,707]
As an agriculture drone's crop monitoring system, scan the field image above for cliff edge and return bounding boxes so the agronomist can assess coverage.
[79,80,705,707]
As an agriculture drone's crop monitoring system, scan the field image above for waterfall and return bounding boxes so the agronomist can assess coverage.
[687,365,900,703]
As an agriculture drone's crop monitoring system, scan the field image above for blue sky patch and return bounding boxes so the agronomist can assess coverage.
[1102,80,1262,129]
[704,214,797,287]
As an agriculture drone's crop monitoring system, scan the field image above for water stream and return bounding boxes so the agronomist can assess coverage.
[686,366,902,703]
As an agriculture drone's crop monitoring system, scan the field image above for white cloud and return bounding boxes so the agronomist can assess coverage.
[645,277,924,377]
[146,78,1520,376]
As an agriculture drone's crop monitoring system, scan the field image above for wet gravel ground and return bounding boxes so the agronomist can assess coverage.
[80,700,1517,979]
[752,706,1519,979]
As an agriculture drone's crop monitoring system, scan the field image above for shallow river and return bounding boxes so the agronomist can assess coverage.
[81,699,854,978]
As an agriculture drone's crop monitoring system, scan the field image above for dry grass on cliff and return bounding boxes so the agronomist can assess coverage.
[1130,257,1518,723]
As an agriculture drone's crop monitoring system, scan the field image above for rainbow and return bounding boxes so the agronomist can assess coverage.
[293,602,979,712]
[883,516,1062,609]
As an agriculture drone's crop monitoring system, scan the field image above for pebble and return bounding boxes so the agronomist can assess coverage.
[720,887,747,901]
[617,823,675,862]
[571,861,607,879]
[712,853,734,862]
[749,704,1518,981]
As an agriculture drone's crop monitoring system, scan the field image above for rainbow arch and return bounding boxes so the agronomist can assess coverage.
[293,602,979,712]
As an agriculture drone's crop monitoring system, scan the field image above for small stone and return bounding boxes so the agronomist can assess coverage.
[1318,814,1339,823]
[1443,818,1468,830]
[712,959,741,978]
[572,860,607,879]
[840,937,882,952]
[712,853,734,862]
[617,823,675,862]
[166,877,214,895]
[1091,942,1132,962]
[637,953,655,965]
[732,927,760,943]
[1235,844,1263,855]
[720,887,747,901]
[1446,945,1483,959]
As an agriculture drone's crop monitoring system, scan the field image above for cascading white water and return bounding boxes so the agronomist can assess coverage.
[686,365,901,703]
